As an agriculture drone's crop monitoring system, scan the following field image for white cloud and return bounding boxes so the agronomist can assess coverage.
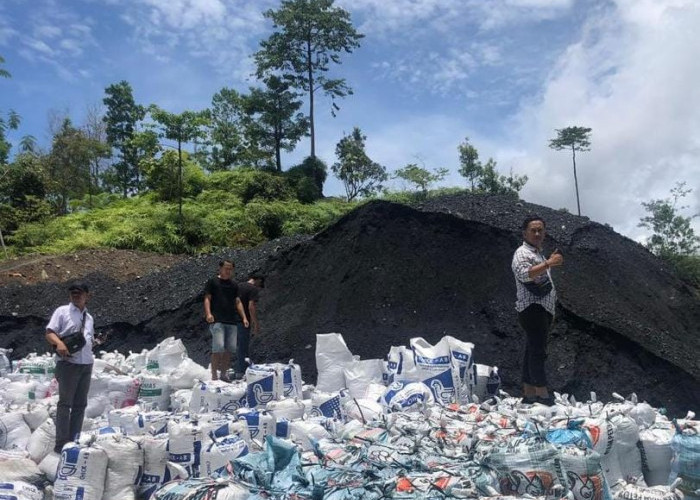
[121,0,273,80]
[503,0,700,238]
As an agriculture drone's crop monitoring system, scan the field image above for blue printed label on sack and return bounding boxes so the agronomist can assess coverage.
[313,396,342,419]
[169,452,191,463]
[57,446,81,480]
[425,370,456,405]
[240,412,261,438]
[276,419,290,438]
[246,374,275,407]
[452,351,471,362]
[414,355,450,366]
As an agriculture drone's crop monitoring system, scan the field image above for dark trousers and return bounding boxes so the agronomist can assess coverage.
[54,361,92,452]
[236,323,251,374]
[518,304,553,387]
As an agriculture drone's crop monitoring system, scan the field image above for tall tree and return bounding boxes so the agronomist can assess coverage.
[102,81,146,197]
[205,88,251,171]
[149,106,209,220]
[46,119,93,214]
[255,0,363,158]
[332,127,387,201]
[0,110,20,165]
[245,76,309,171]
[549,126,592,216]
[457,137,482,190]
[82,104,111,207]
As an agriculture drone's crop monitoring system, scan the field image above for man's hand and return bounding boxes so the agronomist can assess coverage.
[547,249,564,268]
[56,341,69,358]
[205,313,215,324]
[243,319,250,328]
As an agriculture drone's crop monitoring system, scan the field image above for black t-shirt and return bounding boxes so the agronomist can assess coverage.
[204,277,239,324]
[237,281,260,323]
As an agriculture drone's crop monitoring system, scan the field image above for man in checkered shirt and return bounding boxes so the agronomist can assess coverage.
[512,215,564,405]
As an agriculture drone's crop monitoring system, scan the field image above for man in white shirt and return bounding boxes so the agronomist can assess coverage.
[511,216,564,405]
[45,282,95,453]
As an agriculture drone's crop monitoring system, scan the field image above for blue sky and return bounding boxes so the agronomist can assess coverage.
[1,0,699,241]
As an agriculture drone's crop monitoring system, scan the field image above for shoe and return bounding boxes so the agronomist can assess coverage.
[522,395,538,404]
[219,373,231,383]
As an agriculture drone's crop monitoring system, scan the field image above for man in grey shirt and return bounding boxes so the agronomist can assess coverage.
[45,282,95,452]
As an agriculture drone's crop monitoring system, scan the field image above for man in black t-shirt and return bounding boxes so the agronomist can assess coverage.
[203,259,249,381]
[234,274,264,378]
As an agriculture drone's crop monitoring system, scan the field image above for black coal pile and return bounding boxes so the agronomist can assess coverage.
[1,193,698,415]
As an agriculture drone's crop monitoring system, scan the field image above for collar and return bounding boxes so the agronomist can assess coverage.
[69,302,87,314]
[522,240,542,253]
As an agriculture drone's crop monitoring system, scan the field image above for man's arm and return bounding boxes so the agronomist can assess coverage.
[204,293,215,323]
[235,297,249,328]
[46,329,69,358]
[249,300,259,335]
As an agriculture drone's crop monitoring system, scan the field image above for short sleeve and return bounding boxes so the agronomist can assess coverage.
[249,286,260,302]
[204,278,214,296]
[512,248,535,283]
[46,307,63,333]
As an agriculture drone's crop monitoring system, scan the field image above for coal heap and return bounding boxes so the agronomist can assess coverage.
[1,194,698,415]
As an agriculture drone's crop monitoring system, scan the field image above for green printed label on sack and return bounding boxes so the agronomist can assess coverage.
[20,366,46,374]
[146,360,159,372]
[140,388,162,397]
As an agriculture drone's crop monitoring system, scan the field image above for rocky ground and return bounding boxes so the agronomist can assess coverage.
[0,193,697,415]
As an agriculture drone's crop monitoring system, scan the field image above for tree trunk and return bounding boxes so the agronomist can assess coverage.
[307,38,315,159]
[571,144,581,216]
[178,139,183,223]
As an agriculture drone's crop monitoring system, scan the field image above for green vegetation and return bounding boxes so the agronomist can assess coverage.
[6,175,353,255]
[639,182,700,286]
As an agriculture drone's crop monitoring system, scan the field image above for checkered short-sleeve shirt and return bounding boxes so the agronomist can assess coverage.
[512,241,557,315]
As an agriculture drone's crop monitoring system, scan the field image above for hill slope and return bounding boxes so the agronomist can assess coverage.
[0,194,697,414]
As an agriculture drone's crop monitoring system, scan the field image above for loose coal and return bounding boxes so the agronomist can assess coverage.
[0,194,697,415]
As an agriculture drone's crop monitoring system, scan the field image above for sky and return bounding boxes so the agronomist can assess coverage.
[1,0,699,242]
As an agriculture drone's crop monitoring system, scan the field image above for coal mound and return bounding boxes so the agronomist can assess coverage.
[1,194,698,415]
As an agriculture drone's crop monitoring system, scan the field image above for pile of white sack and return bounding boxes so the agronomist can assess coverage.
[0,333,696,500]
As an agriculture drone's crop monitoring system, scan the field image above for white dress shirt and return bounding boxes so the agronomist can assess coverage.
[46,303,95,364]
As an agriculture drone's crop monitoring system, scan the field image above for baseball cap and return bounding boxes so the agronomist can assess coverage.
[68,282,89,293]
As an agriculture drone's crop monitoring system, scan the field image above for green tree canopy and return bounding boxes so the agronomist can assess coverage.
[255,0,363,158]
[639,182,699,258]
[332,127,387,201]
[549,126,592,216]
[103,81,147,197]
[394,163,448,197]
[457,137,481,190]
[244,76,309,171]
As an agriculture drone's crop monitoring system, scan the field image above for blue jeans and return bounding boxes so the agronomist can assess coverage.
[210,322,237,353]
[235,323,250,374]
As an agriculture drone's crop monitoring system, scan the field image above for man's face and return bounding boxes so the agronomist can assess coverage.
[69,290,88,309]
[219,262,234,280]
[523,220,546,248]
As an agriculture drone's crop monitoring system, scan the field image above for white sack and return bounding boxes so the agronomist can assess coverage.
[639,426,674,486]
[409,337,459,405]
[315,333,354,393]
[53,444,109,500]
[0,481,43,500]
[0,412,31,450]
[444,335,475,402]
[98,434,144,500]
[138,434,169,500]
[170,358,209,390]
[137,373,171,411]
[246,365,284,408]
[343,359,385,399]
[381,381,434,412]
[472,364,501,401]
[27,417,55,463]
[265,398,306,421]
[200,434,249,477]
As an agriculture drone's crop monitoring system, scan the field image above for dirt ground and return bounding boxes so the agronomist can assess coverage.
[0,194,697,416]
[0,249,186,286]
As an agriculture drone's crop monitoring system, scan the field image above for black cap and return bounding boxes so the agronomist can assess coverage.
[68,282,89,293]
